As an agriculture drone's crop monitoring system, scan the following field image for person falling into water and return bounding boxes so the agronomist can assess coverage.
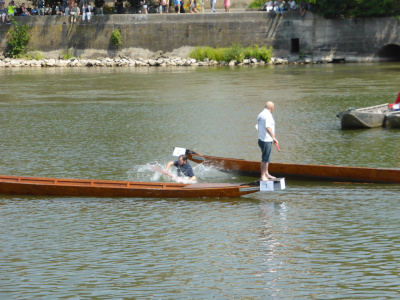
[165,155,196,181]
[257,101,278,182]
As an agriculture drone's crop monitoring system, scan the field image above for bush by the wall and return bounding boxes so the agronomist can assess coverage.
[111,29,123,50]
[248,0,265,8]
[6,19,31,58]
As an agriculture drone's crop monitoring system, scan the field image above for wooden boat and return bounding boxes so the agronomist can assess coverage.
[387,112,400,128]
[336,103,396,129]
[0,174,264,198]
[184,149,400,183]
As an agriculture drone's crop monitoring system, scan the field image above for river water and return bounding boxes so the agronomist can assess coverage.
[1,63,400,299]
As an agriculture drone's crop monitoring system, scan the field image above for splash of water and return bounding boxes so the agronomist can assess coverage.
[126,162,232,183]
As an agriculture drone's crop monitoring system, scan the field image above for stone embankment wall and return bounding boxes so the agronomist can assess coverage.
[1,12,400,59]
[0,55,340,68]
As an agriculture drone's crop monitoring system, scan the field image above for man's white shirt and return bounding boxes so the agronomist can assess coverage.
[257,108,275,142]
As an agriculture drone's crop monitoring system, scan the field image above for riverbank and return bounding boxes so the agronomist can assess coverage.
[2,13,399,61]
[0,54,383,68]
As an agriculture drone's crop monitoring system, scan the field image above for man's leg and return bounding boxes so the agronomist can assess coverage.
[261,162,268,181]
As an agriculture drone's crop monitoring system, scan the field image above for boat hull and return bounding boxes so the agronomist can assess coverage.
[186,150,400,183]
[0,175,261,198]
[387,113,400,128]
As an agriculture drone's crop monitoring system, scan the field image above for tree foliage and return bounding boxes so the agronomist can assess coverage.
[308,0,398,18]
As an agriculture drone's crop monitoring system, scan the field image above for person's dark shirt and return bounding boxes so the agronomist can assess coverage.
[95,0,104,8]
[38,0,44,8]
[173,161,194,178]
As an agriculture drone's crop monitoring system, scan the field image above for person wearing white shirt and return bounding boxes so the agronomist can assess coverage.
[261,0,274,12]
[289,0,297,10]
[82,2,93,22]
[257,101,278,181]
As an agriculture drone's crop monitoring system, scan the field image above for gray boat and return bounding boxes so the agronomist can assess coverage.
[387,112,400,128]
[337,103,396,129]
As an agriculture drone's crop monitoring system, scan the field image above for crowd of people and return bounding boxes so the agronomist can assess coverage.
[0,0,236,23]
[0,0,113,23]
[261,0,309,16]
[0,0,310,24]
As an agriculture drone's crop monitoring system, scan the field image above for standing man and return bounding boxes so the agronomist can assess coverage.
[94,0,104,15]
[173,0,180,13]
[115,0,123,14]
[257,101,278,181]
[37,0,45,15]
[165,155,196,181]
[209,0,216,13]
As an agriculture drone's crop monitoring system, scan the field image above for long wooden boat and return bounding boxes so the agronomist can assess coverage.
[336,103,396,129]
[387,112,400,128]
[0,175,263,198]
[184,149,400,183]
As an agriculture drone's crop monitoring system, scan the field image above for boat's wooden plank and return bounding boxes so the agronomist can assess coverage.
[183,183,240,189]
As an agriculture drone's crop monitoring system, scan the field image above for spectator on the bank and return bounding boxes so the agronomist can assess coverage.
[0,2,11,23]
[288,0,296,10]
[55,2,63,14]
[273,0,277,12]
[82,2,92,21]
[62,0,68,14]
[140,0,147,14]
[37,0,45,15]
[224,0,230,12]
[80,0,88,10]
[261,0,273,11]
[299,0,307,16]
[94,0,104,15]
[8,1,15,16]
[189,0,198,13]
[173,0,180,13]
[70,2,79,22]
[275,0,285,14]
[20,2,30,15]
[115,0,123,14]
[44,3,52,14]
[159,0,168,13]
[209,0,216,13]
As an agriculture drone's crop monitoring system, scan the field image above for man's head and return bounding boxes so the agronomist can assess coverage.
[178,155,188,166]
[265,101,275,113]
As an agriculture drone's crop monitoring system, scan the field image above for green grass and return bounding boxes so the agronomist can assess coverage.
[189,43,273,63]
[25,51,45,60]
[61,49,74,59]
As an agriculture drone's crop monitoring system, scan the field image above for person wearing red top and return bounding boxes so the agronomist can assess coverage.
[388,91,400,110]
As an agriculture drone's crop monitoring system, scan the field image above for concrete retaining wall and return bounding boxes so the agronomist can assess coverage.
[1,12,400,58]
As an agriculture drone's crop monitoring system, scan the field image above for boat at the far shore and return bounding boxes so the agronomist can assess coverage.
[336,103,398,129]
[387,112,400,128]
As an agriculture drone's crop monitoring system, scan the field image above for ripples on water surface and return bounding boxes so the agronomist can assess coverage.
[1,64,400,299]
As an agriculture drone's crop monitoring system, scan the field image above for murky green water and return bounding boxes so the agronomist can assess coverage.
[1,64,400,299]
